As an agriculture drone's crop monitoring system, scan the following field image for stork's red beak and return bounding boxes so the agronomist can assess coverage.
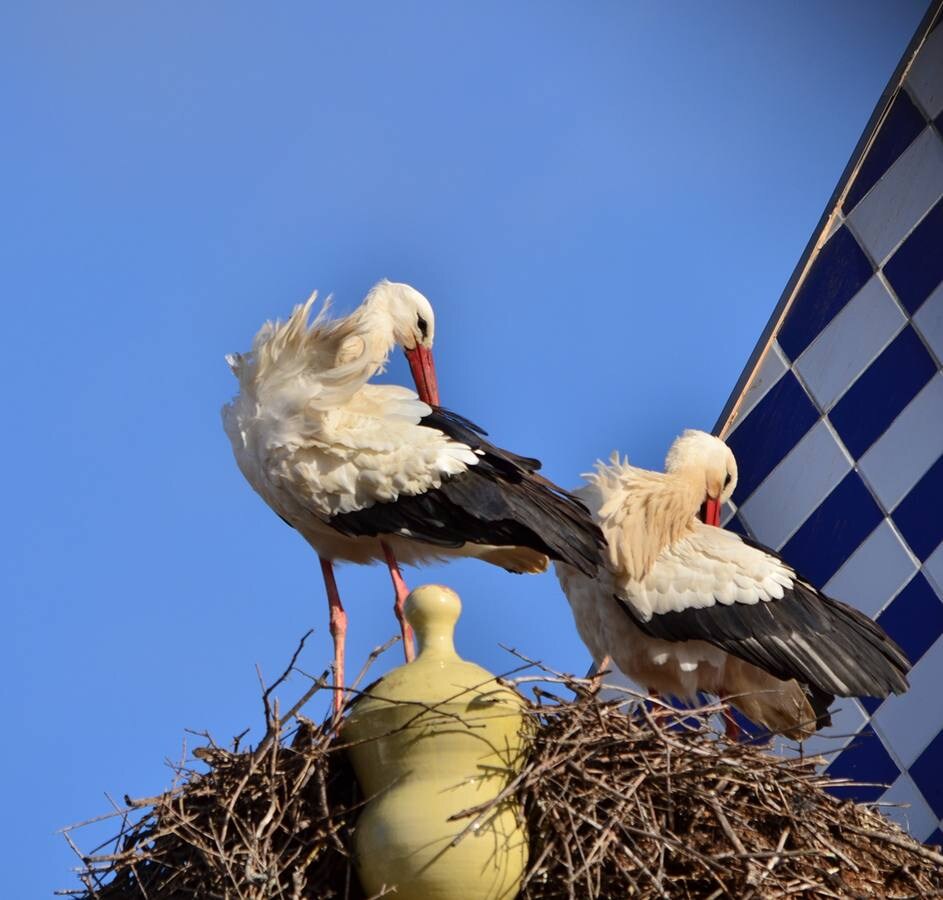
[405,345,440,407]
[700,497,722,527]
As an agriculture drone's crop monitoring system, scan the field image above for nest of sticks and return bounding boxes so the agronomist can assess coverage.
[61,639,943,899]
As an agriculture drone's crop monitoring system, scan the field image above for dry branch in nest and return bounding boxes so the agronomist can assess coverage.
[514,668,943,899]
[61,641,943,899]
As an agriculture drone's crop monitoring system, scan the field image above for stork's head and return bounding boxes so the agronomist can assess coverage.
[664,430,738,526]
[369,280,439,406]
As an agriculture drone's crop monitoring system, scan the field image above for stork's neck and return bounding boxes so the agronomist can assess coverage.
[615,468,704,580]
[664,467,709,525]
[580,459,708,583]
[245,297,399,413]
[341,292,398,369]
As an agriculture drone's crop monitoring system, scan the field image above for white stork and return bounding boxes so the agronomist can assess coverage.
[554,430,910,739]
[223,280,605,711]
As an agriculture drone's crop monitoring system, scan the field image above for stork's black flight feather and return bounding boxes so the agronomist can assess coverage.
[619,534,910,704]
[328,406,606,577]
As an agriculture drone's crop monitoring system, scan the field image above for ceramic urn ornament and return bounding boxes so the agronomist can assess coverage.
[344,584,529,900]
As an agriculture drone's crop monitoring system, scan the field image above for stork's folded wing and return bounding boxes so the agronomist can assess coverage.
[617,524,910,700]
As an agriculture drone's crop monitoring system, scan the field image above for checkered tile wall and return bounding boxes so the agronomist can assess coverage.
[716,3,943,844]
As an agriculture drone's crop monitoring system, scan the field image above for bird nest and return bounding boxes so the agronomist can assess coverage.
[61,640,943,900]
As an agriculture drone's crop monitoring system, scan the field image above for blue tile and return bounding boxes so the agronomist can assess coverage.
[859,694,883,716]
[726,372,819,505]
[728,706,768,743]
[911,729,943,818]
[893,455,943,561]
[928,828,943,849]
[826,724,900,802]
[876,573,943,664]
[780,471,883,586]
[884,197,943,314]
[829,327,936,458]
[778,226,874,360]
[843,91,928,214]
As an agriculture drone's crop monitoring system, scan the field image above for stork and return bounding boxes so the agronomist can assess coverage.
[223,280,605,713]
[554,430,910,740]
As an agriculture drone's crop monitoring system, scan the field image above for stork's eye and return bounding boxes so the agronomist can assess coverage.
[417,315,428,338]
[724,473,732,488]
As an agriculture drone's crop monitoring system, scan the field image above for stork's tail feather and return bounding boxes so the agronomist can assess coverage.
[477,546,549,574]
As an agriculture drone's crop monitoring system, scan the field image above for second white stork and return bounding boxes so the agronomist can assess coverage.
[223,280,605,712]
[554,430,910,739]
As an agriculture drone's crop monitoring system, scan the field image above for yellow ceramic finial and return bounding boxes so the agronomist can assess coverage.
[405,584,460,659]
[344,584,529,900]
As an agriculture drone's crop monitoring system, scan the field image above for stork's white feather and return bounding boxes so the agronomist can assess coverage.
[556,561,729,700]
[627,523,793,618]
[555,431,816,738]
[574,444,792,620]
[222,282,477,530]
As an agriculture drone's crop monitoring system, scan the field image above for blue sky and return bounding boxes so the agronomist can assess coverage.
[2,2,927,894]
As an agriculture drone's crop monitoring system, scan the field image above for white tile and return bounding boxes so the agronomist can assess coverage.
[720,500,736,527]
[738,420,850,549]
[795,276,905,410]
[914,280,943,363]
[873,634,943,767]
[925,542,943,599]
[848,127,943,264]
[824,520,918,618]
[907,25,943,119]
[724,342,788,433]
[879,772,940,842]
[858,374,943,510]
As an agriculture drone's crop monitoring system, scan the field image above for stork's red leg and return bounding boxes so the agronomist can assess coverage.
[723,707,742,742]
[319,557,348,716]
[381,541,415,662]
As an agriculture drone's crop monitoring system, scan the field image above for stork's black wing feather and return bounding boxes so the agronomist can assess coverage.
[619,535,911,701]
[327,405,605,576]
[423,406,543,472]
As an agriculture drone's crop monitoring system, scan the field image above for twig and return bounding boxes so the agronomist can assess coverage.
[58,638,943,900]
[842,824,943,867]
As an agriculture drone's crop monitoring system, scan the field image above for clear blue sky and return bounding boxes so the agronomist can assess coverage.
[2,2,927,894]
